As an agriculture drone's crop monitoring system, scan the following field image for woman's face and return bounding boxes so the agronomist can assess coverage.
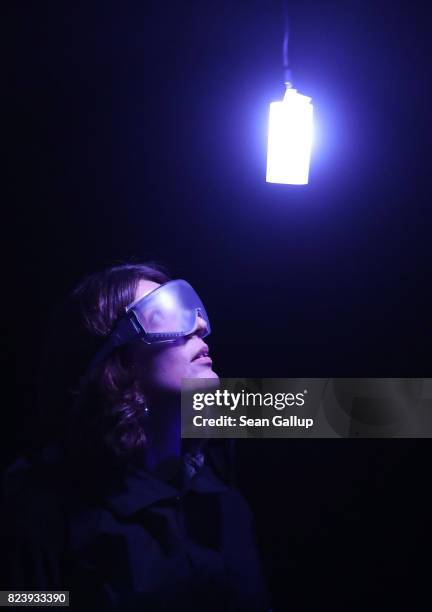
[128,279,219,396]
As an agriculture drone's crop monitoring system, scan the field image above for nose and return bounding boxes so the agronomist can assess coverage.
[188,311,208,338]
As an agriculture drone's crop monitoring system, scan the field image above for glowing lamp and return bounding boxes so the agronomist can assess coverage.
[266,87,313,185]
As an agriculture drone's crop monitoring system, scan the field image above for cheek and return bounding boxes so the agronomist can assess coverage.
[137,345,218,394]
[147,349,190,391]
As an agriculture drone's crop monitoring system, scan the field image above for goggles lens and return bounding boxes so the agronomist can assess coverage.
[126,279,211,341]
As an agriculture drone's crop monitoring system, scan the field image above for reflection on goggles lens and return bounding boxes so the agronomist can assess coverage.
[129,280,210,338]
[140,308,194,333]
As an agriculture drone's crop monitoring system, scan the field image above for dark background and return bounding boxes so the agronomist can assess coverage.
[3,1,431,610]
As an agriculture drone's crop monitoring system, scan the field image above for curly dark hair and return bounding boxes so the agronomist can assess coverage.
[36,262,170,470]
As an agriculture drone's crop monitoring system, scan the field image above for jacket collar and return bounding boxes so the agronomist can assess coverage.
[104,461,228,518]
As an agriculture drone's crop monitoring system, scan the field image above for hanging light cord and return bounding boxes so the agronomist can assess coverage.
[282,0,293,87]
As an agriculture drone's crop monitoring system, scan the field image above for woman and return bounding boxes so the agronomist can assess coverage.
[1,262,271,611]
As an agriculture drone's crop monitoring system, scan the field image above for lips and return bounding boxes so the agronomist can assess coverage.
[192,344,210,361]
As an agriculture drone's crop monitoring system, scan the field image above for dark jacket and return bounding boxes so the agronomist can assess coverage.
[1,442,271,612]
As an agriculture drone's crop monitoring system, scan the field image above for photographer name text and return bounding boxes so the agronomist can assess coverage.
[192,415,314,429]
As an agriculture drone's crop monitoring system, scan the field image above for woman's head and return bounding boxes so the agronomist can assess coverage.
[38,262,218,466]
[127,277,218,400]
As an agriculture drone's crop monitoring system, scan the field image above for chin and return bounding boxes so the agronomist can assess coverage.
[190,365,219,380]
[199,367,219,378]
[183,367,220,393]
